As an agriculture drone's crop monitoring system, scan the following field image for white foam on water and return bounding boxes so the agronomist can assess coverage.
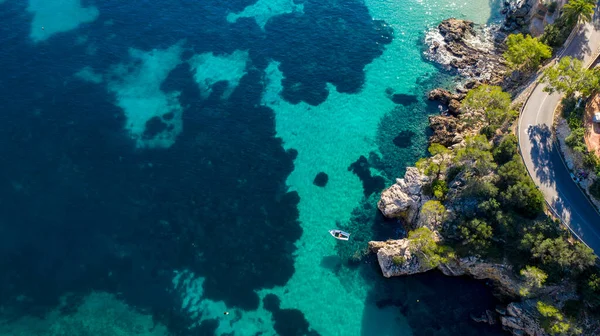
[106,42,185,149]
[27,0,99,43]
[189,50,249,100]
[226,0,303,30]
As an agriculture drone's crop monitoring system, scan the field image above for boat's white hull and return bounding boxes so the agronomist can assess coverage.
[329,230,350,241]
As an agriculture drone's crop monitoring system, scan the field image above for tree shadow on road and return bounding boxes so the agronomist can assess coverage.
[566,25,592,59]
[526,124,555,185]
[551,196,569,224]
[551,196,591,242]
[593,2,600,31]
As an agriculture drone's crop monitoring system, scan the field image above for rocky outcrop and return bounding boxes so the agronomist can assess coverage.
[438,257,521,298]
[501,0,560,36]
[427,88,464,116]
[502,0,535,33]
[369,238,551,336]
[428,88,457,105]
[439,18,475,42]
[471,309,498,325]
[428,115,465,147]
[448,99,462,115]
[377,167,429,224]
[500,301,547,336]
[369,241,522,295]
[368,239,430,277]
[472,301,550,336]
[424,18,508,86]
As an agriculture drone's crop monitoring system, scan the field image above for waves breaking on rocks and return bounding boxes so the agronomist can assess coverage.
[423,18,508,87]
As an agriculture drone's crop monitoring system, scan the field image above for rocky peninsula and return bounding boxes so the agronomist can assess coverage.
[371,165,583,335]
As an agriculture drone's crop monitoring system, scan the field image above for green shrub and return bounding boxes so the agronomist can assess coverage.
[457,218,493,256]
[583,152,600,169]
[541,16,574,48]
[445,165,463,184]
[519,265,548,297]
[501,180,545,218]
[498,156,528,189]
[565,127,586,152]
[493,134,519,165]
[479,125,497,139]
[408,227,447,269]
[561,97,578,119]
[392,255,405,266]
[432,179,449,199]
[580,272,600,311]
[547,1,558,13]
[561,97,585,129]
[537,301,570,335]
[504,34,552,71]
[454,135,497,176]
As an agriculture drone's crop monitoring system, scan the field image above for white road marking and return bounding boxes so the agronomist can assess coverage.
[535,94,549,125]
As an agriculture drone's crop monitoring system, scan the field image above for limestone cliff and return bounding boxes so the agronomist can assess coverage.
[368,237,552,336]
[369,238,521,297]
[368,239,429,277]
[377,167,429,225]
[501,301,548,336]
[372,167,552,336]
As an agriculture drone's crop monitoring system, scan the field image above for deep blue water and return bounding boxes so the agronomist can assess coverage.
[0,1,508,335]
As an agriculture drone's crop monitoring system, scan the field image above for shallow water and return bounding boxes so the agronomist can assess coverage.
[0,0,507,335]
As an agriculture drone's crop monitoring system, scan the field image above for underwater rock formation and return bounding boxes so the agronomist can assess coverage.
[313,172,329,187]
[348,156,386,197]
[392,130,414,148]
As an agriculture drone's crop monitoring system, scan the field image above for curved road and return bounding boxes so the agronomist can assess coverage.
[519,11,600,254]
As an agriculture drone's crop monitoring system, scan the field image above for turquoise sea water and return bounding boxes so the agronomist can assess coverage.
[0,0,506,335]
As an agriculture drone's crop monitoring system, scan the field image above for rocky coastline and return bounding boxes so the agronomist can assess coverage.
[424,18,508,88]
[369,5,596,335]
[424,0,559,115]
[371,167,583,336]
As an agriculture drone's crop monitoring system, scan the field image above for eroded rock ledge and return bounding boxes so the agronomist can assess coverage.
[369,234,550,336]
[369,238,520,297]
[370,169,552,336]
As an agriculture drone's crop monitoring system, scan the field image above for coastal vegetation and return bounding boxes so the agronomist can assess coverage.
[541,0,595,48]
[409,84,598,334]
[542,56,600,97]
[536,301,581,335]
[562,0,595,25]
[374,5,600,333]
[541,56,600,199]
[503,34,552,71]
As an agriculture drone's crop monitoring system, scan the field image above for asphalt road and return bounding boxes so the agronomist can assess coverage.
[518,13,600,254]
